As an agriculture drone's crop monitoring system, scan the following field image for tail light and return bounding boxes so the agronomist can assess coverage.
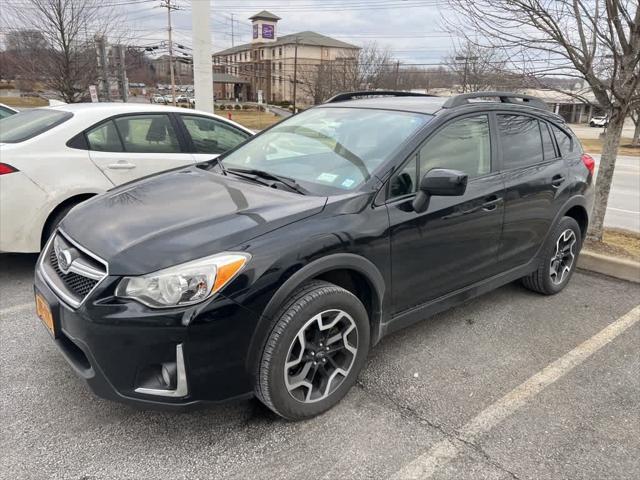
[581,154,595,175]
[0,163,19,175]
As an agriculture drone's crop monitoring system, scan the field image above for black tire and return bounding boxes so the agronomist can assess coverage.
[256,280,370,420]
[521,216,582,295]
[42,203,77,246]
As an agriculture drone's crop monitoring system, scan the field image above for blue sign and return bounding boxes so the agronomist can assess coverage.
[262,24,274,39]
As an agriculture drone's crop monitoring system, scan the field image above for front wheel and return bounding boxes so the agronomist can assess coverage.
[256,280,370,420]
[521,216,582,295]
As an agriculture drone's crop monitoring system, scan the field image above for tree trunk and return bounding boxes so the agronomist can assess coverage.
[587,108,626,242]
[632,116,640,147]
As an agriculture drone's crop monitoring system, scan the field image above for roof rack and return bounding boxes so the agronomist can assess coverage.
[443,92,548,110]
[324,90,434,103]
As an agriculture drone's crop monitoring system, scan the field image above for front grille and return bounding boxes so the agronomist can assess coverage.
[40,231,108,307]
[49,248,98,298]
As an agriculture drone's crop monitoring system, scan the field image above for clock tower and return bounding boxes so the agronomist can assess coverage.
[249,10,280,43]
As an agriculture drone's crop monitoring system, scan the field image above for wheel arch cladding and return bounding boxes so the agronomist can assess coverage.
[246,253,386,374]
[564,204,589,238]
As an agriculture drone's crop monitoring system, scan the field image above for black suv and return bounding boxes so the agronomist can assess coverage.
[34,91,595,420]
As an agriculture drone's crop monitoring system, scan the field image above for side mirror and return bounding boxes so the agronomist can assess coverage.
[412,168,468,213]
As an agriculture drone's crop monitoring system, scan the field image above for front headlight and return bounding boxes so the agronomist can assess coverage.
[115,252,250,308]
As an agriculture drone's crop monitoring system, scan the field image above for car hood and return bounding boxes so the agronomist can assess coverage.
[60,167,327,274]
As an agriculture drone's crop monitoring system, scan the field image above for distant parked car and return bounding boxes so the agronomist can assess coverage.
[589,115,608,127]
[0,103,18,119]
[0,103,253,253]
[151,95,167,104]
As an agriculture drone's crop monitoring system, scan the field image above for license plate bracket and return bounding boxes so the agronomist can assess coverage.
[35,292,57,338]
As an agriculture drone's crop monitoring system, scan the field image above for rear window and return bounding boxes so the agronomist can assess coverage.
[0,109,72,143]
[551,124,574,156]
[498,115,544,168]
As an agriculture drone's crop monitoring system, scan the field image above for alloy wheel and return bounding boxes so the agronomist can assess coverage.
[284,309,358,403]
[549,229,576,285]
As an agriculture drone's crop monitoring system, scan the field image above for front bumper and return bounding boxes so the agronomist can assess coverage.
[34,263,258,409]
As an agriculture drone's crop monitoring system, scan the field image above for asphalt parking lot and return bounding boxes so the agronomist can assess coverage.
[1,253,638,480]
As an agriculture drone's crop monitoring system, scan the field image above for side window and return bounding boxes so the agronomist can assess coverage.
[540,121,557,160]
[419,115,491,178]
[498,115,543,168]
[86,120,123,152]
[113,114,180,153]
[389,156,417,198]
[551,124,573,156]
[181,115,249,154]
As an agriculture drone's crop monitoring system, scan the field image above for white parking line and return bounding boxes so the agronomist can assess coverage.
[390,304,640,480]
[607,207,640,214]
[0,302,33,317]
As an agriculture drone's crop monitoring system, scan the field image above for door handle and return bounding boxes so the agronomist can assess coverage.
[551,175,565,187]
[482,196,502,211]
[107,162,136,170]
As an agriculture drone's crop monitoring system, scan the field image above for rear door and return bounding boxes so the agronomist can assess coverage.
[497,113,570,269]
[178,114,251,162]
[87,113,194,185]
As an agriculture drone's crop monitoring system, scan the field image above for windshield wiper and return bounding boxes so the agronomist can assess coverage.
[226,168,308,195]
[196,157,227,175]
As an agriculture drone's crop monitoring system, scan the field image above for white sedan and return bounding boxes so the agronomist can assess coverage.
[0,103,18,119]
[0,103,253,253]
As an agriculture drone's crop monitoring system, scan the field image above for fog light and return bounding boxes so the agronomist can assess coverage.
[135,344,188,398]
[161,362,177,389]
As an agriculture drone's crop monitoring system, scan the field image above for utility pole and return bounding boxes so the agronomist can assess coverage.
[96,35,111,101]
[292,38,298,114]
[230,13,235,47]
[394,60,400,89]
[116,44,128,102]
[455,55,478,93]
[192,0,213,112]
[161,0,178,106]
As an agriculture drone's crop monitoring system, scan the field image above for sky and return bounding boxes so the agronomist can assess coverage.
[116,0,460,65]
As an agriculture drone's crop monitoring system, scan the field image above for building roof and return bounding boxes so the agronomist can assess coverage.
[213,31,360,56]
[249,10,281,21]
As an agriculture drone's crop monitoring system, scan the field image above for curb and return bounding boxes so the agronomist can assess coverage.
[578,250,640,283]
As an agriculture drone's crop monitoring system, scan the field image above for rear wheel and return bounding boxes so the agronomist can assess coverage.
[521,216,582,295]
[256,280,370,420]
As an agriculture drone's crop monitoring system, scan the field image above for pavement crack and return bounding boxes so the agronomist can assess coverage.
[355,380,521,480]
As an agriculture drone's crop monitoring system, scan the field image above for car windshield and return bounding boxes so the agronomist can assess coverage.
[0,109,72,143]
[220,107,430,194]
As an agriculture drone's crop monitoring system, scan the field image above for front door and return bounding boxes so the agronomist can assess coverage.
[86,113,194,185]
[387,114,505,314]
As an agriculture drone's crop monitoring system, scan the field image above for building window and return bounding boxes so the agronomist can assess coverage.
[261,49,265,58]
[279,47,282,57]
[279,62,282,71]
[272,49,275,58]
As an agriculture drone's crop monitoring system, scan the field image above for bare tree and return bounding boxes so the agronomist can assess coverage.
[4,0,119,102]
[299,43,393,104]
[446,40,510,92]
[338,42,393,92]
[631,105,640,146]
[447,0,640,241]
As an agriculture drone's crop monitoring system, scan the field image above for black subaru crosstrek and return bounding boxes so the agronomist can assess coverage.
[35,91,595,420]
